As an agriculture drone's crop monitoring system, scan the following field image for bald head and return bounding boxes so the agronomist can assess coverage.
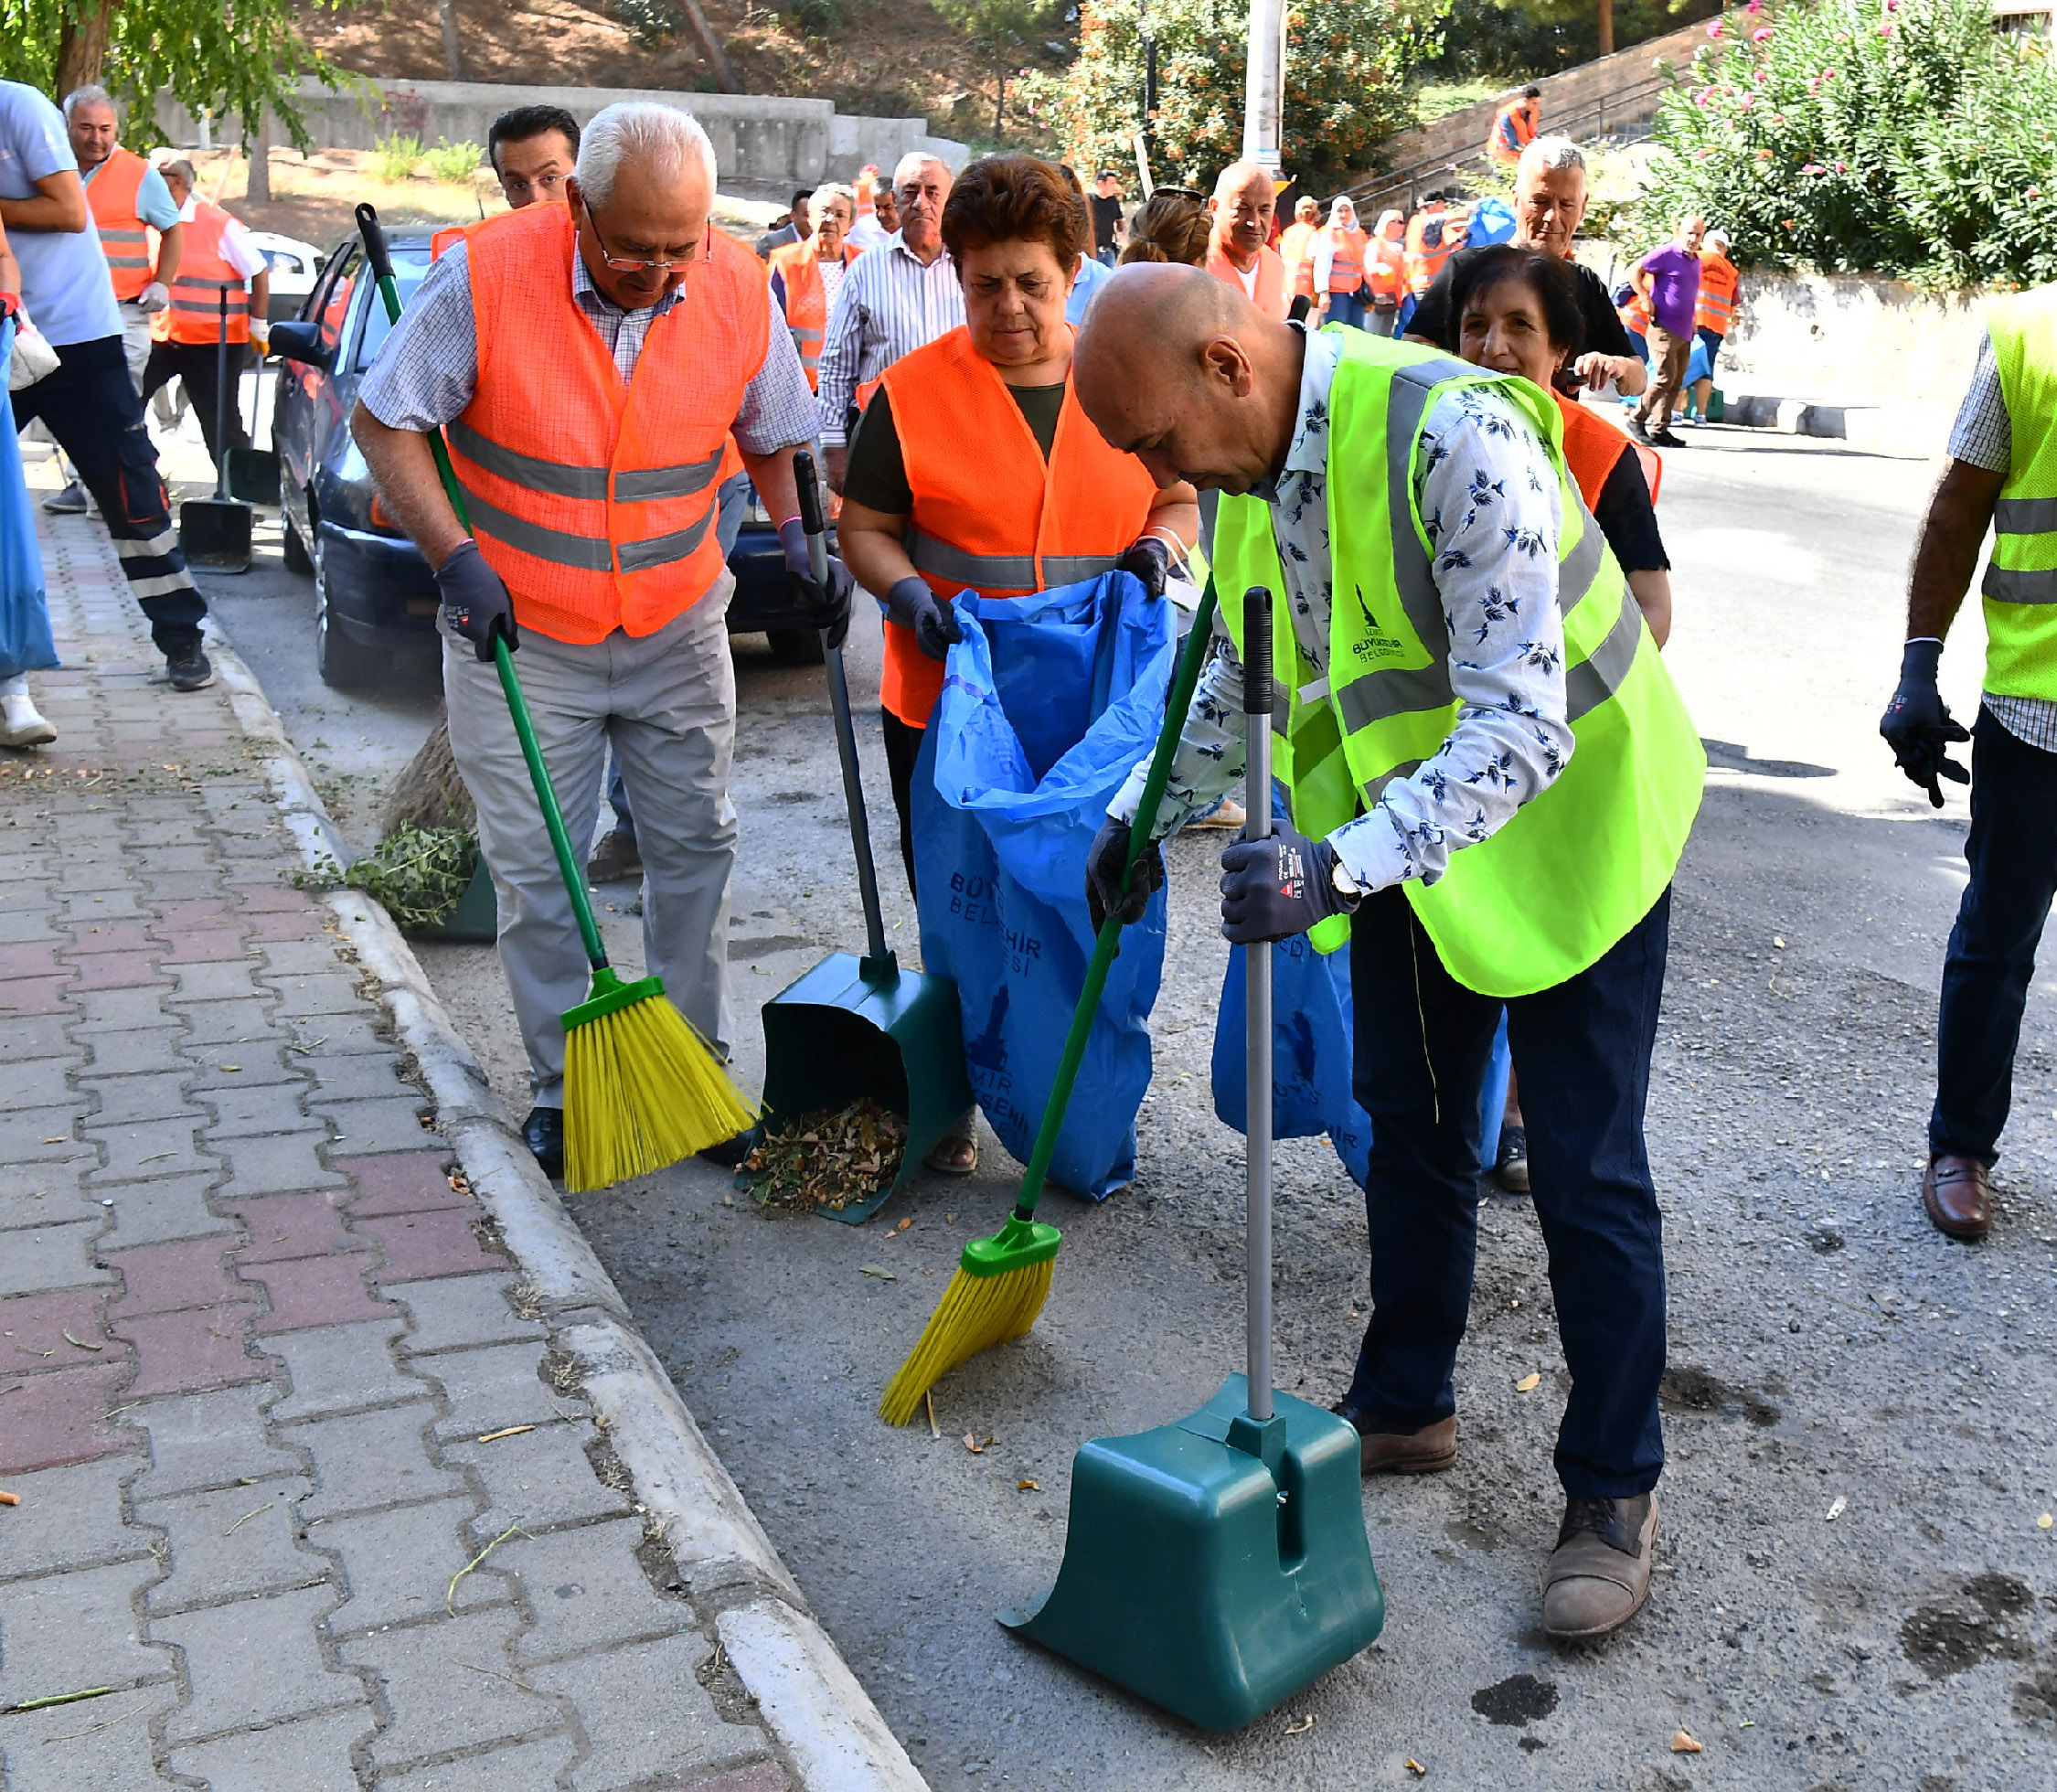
[1209,160,1276,271]
[1073,263,1303,496]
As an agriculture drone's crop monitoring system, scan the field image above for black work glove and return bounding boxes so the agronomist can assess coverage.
[1219,820,1359,944]
[1879,638,1970,809]
[779,518,855,649]
[1115,534,1174,603]
[435,539,517,663]
[885,574,961,662]
[1084,816,1165,933]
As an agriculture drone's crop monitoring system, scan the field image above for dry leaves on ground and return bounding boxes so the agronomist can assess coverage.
[741,1099,908,1213]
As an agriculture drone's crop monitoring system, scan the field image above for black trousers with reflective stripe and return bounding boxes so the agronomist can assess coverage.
[11,334,206,656]
[142,340,250,472]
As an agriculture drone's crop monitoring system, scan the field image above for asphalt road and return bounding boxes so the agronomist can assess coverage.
[192,419,2057,1791]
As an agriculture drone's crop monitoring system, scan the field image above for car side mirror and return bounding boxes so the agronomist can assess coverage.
[269,319,331,371]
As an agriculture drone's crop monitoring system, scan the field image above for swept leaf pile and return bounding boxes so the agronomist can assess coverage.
[742,1099,908,1213]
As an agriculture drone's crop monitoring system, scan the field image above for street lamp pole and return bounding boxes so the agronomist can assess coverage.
[1242,0,1283,175]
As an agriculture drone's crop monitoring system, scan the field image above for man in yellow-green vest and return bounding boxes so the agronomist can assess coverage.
[1880,281,2057,1244]
[1071,265,1704,1643]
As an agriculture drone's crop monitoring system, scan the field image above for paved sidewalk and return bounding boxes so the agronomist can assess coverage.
[0,509,921,1790]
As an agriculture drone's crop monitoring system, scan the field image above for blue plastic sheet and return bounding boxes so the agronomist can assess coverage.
[912,571,1174,1200]
[0,320,59,683]
[1465,197,1518,247]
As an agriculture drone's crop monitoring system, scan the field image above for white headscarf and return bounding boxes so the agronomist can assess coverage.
[1328,197,1359,231]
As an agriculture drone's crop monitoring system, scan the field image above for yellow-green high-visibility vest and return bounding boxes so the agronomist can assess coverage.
[1983,283,2057,699]
[1210,328,1706,997]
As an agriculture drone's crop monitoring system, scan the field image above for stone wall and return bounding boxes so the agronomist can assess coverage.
[154,79,967,199]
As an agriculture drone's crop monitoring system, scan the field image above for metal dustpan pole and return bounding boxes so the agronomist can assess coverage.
[213,292,231,502]
[1242,583,1274,1426]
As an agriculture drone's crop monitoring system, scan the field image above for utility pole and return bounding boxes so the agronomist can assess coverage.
[1242,0,1283,175]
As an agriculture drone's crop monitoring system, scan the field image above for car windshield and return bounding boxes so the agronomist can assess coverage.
[353,248,435,371]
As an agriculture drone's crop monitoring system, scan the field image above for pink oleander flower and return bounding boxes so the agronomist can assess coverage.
[1744,0,1764,13]
[1739,92,1756,109]
[1753,69,1769,83]
[1836,160,1849,171]
[1879,21,1895,34]
[1757,146,1775,158]
[1801,162,1825,174]
[1753,26,1775,40]
[1708,17,1724,36]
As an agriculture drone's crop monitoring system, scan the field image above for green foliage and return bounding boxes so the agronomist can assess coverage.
[0,0,341,150]
[1422,0,1715,80]
[295,827,479,933]
[1640,0,2057,287]
[421,138,484,183]
[1045,0,1448,189]
[371,131,425,183]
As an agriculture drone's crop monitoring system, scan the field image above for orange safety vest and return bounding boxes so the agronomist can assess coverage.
[876,325,1160,728]
[1322,225,1367,293]
[1620,290,1652,338]
[1489,101,1538,165]
[1365,233,1406,305]
[1279,220,1319,300]
[770,237,863,390]
[152,202,250,346]
[1205,240,1288,320]
[1402,208,1458,298]
[1694,252,1739,336]
[85,146,155,303]
[1554,389,1662,511]
[443,204,768,645]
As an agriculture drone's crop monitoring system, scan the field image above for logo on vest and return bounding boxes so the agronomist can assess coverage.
[1348,585,1406,665]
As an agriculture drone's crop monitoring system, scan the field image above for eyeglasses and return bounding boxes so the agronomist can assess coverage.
[581,197,701,273]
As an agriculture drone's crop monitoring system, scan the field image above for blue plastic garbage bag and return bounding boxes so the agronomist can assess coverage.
[0,320,59,683]
[912,570,1174,1200]
[1466,196,1517,247]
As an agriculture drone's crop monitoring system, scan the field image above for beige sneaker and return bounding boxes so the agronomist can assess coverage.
[1190,796,1246,830]
[1542,1491,1657,1640]
[0,689,57,748]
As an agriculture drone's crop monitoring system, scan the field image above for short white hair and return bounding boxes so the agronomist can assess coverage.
[1517,134,1585,180]
[62,84,116,121]
[575,102,717,211]
[892,152,950,190]
[810,182,856,218]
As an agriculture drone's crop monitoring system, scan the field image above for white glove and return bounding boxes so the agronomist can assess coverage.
[136,281,170,313]
[249,318,271,356]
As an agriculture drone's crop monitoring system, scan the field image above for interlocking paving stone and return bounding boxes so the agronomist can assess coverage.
[69,984,173,1033]
[186,1046,300,1090]
[358,1208,505,1284]
[77,1025,193,1078]
[504,1518,694,1663]
[322,1096,442,1157]
[203,1078,321,1138]
[289,1403,466,1522]
[83,1118,218,1186]
[0,1687,180,1792]
[338,1151,465,1217]
[79,1068,201,1126]
[95,1173,237,1248]
[0,1558,171,1709]
[389,1274,541,1356]
[0,1105,91,1164]
[444,1421,634,1545]
[0,1183,101,1232]
[0,1284,123,1363]
[137,1476,328,1613]
[304,1052,420,1104]
[339,1609,562,1770]
[62,919,153,956]
[268,973,378,1017]
[247,1253,400,1335]
[0,1220,113,1297]
[175,996,280,1047]
[0,1456,153,1581]
[421,1340,585,1443]
[369,1734,581,1792]
[263,1318,415,1423]
[213,1130,346,1200]
[0,1361,138,1476]
[65,950,166,991]
[155,925,248,964]
[156,1583,367,1743]
[165,1706,376,1792]
[225,1189,363,1264]
[321,1494,506,1635]
[112,1302,268,1398]
[525,1633,771,1792]
[14,1057,88,1109]
[130,1384,304,1499]
[103,1235,244,1319]
[3,973,78,1016]
[168,959,267,1004]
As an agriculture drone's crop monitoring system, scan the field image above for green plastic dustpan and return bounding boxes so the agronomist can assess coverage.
[997,582,1383,1729]
[754,454,972,1225]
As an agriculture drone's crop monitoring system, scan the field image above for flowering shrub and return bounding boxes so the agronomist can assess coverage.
[1640,0,2057,287]
[1046,0,1447,189]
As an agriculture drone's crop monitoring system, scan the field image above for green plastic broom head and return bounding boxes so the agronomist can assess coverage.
[959,1211,1062,1279]
[562,964,666,1031]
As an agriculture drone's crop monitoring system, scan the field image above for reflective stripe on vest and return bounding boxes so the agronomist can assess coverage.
[1325,227,1363,291]
[771,239,857,392]
[1982,284,2057,688]
[86,149,154,298]
[1694,257,1738,335]
[902,527,1119,593]
[153,203,250,346]
[1209,328,1704,993]
[445,203,768,645]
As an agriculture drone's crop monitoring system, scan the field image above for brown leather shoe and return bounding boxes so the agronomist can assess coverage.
[1923,1154,1991,1241]
[1332,1407,1457,1476]
[1542,1491,1657,1641]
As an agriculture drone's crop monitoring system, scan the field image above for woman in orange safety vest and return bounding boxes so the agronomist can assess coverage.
[1687,225,1739,425]
[836,155,1199,1175]
[1364,208,1407,337]
[1312,196,1370,328]
[1278,195,1321,302]
[770,182,864,393]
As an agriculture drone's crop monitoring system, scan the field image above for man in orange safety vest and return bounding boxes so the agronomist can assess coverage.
[1203,159,1288,320]
[1489,86,1542,166]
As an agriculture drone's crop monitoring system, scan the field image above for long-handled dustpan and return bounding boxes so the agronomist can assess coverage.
[757,452,971,1224]
[227,348,281,506]
[178,291,252,571]
[998,583,1385,1733]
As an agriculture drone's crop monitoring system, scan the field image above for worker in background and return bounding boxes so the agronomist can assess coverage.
[1074,264,1701,1645]
[1279,194,1320,305]
[1879,277,2057,1243]
[816,153,963,495]
[1,80,212,691]
[1684,225,1737,426]
[847,173,898,251]
[1204,160,1287,321]
[1312,196,1369,328]
[1489,84,1543,166]
[770,182,861,391]
[1365,208,1407,337]
[756,187,812,260]
[0,210,60,751]
[1407,138,1646,398]
[352,102,851,1180]
[850,162,879,227]
[1627,213,1703,448]
[1058,165,1113,323]
[430,108,580,263]
[141,160,269,479]
[1402,190,1458,321]
[837,155,1198,1176]
[1089,167,1126,267]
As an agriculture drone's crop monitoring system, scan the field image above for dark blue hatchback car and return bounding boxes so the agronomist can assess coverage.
[269,230,825,688]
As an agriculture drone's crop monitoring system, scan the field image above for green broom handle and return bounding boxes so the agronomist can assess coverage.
[1011,577,1221,1221]
[356,204,611,975]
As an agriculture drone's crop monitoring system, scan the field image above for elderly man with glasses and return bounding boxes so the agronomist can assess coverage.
[351,101,853,1180]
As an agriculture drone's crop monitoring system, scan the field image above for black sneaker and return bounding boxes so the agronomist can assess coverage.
[1493,1123,1530,1193]
[1648,428,1687,449]
[42,480,87,516]
[1624,417,1654,445]
[165,645,215,692]
[522,1105,565,1179]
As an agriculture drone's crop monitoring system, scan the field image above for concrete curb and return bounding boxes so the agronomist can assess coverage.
[1719,389,1946,453]
[208,633,929,1792]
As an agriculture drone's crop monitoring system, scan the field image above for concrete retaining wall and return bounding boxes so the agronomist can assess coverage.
[154,79,967,197]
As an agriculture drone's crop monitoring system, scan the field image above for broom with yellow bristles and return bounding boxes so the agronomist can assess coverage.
[879,576,1221,1424]
[357,205,757,1192]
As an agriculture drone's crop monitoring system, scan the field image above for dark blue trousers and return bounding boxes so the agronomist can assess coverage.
[1931,706,2057,1165]
[1343,884,1672,1498]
